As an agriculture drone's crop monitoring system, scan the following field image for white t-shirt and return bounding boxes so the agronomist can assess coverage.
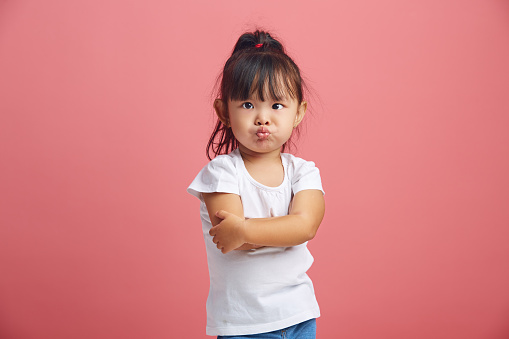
[187,149,324,336]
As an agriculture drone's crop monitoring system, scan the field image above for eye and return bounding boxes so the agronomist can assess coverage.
[242,102,254,109]
[272,103,284,110]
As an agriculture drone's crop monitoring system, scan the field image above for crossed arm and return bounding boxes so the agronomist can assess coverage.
[203,189,325,254]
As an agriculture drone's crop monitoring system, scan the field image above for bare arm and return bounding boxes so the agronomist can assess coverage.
[207,189,325,253]
[202,192,262,251]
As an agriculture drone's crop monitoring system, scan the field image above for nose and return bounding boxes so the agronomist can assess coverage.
[255,109,270,125]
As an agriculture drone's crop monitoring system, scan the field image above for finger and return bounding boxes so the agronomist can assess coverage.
[215,209,229,220]
[209,226,216,236]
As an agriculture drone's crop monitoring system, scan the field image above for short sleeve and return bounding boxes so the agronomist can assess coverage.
[291,159,325,195]
[187,156,239,202]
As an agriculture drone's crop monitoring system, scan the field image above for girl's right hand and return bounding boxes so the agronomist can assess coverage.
[209,210,248,253]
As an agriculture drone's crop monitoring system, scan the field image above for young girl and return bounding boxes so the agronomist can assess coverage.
[187,30,325,338]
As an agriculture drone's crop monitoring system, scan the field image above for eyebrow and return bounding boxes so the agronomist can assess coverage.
[245,89,291,101]
[233,96,290,103]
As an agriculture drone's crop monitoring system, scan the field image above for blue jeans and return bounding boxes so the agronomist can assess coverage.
[217,318,316,339]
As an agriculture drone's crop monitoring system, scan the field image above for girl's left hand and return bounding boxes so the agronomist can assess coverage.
[209,210,247,254]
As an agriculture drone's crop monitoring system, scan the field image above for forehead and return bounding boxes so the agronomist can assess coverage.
[248,71,297,102]
[248,83,292,102]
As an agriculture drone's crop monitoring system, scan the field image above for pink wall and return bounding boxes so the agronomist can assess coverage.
[1,0,508,338]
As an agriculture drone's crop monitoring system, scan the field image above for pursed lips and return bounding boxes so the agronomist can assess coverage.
[256,127,270,140]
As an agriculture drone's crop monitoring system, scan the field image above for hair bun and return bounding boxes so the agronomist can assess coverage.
[232,30,284,54]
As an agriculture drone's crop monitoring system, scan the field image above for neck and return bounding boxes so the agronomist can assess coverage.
[238,145,281,165]
[238,145,284,187]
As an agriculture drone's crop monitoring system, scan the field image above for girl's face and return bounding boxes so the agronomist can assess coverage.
[215,91,306,157]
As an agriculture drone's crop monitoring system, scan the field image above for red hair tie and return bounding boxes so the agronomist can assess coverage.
[255,43,263,48]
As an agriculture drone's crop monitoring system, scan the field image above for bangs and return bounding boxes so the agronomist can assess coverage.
[225,53,302,102]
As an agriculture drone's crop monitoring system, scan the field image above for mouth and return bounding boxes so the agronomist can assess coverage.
[256,128,270,140]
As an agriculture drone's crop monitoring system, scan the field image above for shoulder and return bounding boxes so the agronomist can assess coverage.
[206,149,241,173]
[281,153,324,195]
[187,150,241,199]
[281,153,320,173]
[197,149,243,179]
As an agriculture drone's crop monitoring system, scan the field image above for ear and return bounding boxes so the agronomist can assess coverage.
[214,99,229,127]
[294,101,307,128]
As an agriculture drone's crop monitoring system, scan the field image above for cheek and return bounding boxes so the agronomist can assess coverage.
[230,118,246,130]
[279,115,297,130]
[276,123,295,141]
[229,118,251,138]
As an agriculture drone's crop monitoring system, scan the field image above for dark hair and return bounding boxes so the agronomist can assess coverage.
[206,30,306,160]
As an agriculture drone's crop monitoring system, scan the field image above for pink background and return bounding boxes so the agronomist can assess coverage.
[1,0,509,338]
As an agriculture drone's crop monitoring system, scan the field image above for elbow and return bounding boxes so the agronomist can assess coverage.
[295,214,320,242]
[304,221,319,241]
[307,213,324,241]
[307,227,318,241]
